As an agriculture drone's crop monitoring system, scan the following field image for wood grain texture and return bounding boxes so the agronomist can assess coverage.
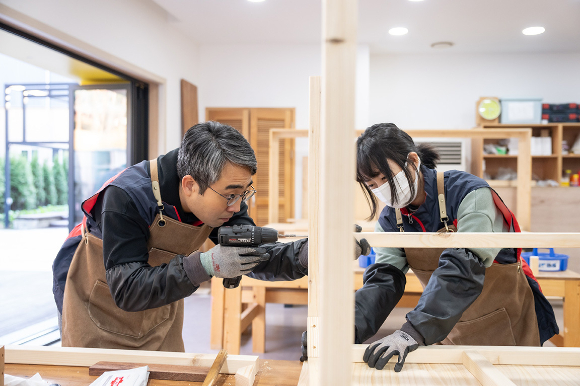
[88,361,208,382]
[209,277,225,350]
[234,363,257,386]
[180,79,198,137]
[1,346,4,386]
[202,349,227,386]
[497,364,580,386]
[356,231,580,249]
[319,1,357,385]
[462,350,516,386]
[307,76,321,321]
[223,285,242,355]
[251,286,266,353]
[5,346,257,374]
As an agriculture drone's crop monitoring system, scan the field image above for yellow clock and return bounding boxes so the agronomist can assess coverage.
[476,97,501,126]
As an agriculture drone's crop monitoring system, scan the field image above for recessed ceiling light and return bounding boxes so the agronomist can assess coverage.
[522,26,545,36]
[389,27,408,36]
[431,41,454,49]
[408,0,424,2]
[248,0,266,2]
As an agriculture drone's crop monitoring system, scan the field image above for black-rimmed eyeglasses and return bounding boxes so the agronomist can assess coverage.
[208,185,256,207]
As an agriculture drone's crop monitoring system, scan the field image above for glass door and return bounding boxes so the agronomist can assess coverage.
[69,84,131,226]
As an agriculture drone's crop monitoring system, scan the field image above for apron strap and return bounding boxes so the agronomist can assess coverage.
[437,172,452,232]
[149,158,165,223]
[395,208,404,232]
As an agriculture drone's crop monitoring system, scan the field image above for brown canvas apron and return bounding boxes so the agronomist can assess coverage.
[61,159,212,351]
[397,172,540,346]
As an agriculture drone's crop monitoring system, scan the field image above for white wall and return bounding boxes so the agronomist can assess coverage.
[0,0,200,151]
[199,44,370,218]
[370,52,580,129]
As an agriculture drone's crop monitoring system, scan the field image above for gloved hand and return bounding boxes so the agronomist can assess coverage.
[200,245,270,278]
[363,329,421,372]
[355,224,371,259]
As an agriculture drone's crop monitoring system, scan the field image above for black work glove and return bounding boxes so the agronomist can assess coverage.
[355,224,371,259]
[363,321,424,372]
[299,331,308,362]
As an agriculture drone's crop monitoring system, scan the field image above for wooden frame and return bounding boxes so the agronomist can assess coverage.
[4,346,258,385]
[269,128,533,230]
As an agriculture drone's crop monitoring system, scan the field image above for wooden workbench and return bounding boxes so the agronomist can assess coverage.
[5,359,302,386]
[211,265,580,354]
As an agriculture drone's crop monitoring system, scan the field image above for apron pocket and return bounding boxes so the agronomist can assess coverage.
[448,307,516,346]
[88,280,171,339]
[148,248,177,267]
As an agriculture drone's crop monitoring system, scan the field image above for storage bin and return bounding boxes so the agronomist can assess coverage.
[358,248,376,268]
[521,248,569,271]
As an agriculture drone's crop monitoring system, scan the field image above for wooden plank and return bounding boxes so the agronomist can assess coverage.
[210,277,225,350]
[240,303,260,333]
[350,345,580,366]
[564,280,580,347]
[234,363,258,386]
[223,285,243,355]
[356,232,580,248]
[252,286,266,353]
[180,79,198,137]
[202,349,227,386]
[307,77,321,320]
[266,289,308,304]
[5,346,257,374]
[462,350,516,386]
[550,333,565,347]
[516,130,532,230]
[1,346,4,386]
[242,276,308,289]
[89,361,208,382]
[318,1,357,385]
[307,317,320,359]
[298,361,309,386]
[269,129,281,224]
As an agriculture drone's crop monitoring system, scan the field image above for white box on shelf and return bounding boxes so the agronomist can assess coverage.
[500,98,542,124]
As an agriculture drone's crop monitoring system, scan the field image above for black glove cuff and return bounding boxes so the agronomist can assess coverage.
[401,320,426,346]
[183,252,212,286]
[298,240,309,268]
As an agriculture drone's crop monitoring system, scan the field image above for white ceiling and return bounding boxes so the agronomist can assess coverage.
[152,0,580,54]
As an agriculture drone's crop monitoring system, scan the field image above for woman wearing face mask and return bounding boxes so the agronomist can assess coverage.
[355,123,558,372]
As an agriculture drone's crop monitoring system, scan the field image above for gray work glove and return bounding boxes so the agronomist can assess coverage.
[355,224,371,259]
[363,326,423,372]
[200,245,270,278]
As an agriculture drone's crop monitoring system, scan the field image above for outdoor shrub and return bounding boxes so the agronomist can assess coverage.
[31,155,46,207]
[54,155,68,206]
[43,161,57,206]
[10,155,37,210]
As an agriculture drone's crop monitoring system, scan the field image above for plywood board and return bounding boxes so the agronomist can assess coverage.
[89,361,208,381]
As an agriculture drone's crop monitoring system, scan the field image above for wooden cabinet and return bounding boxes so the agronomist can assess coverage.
[474,123,580,185]
[206,107,295,225]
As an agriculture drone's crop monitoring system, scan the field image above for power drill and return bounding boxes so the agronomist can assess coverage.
[218,225,279,289]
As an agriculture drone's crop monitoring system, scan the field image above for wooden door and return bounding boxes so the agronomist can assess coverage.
[205,107,295,225]
[250,108,295,225]
[206,108,250,139]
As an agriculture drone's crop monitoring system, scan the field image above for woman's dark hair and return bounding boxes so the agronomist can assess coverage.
[356,123,440,219]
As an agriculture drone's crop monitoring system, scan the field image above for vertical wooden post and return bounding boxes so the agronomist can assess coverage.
[210,278,225,350]
[1,345,4,386]
[307,76,321,362]
[223,285,242,355]
[252,286,267,353]
[269,130,281,224]
[516,131,532,231]
[318,1,357,385]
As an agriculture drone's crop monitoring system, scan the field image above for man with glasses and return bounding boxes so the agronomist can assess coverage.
[52,121,308,351]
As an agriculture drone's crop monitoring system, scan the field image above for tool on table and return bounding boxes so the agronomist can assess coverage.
[201,349,228,386]
[218,225,307,289]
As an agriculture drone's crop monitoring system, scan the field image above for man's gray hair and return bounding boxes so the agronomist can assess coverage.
[177,121,257,194]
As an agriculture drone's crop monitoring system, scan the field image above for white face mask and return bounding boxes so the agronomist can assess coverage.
[371,159,421,208]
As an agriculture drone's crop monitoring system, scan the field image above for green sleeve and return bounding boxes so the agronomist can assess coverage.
[456,188,509,267]
[373,221,409,273]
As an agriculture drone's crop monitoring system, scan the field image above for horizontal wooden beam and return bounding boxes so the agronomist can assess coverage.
[355,232,580,248]
[270,129,308,139]
[5,346,257,374]
[462,350,516,386]
[351,345,580,366]
[240,303,260,332]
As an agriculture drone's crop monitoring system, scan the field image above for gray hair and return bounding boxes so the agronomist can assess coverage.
[177,121,257,194]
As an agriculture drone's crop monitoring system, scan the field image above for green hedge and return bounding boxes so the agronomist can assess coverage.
[0,154,68,214]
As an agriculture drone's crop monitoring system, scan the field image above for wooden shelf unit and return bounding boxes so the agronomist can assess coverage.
[477,123,580,183]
